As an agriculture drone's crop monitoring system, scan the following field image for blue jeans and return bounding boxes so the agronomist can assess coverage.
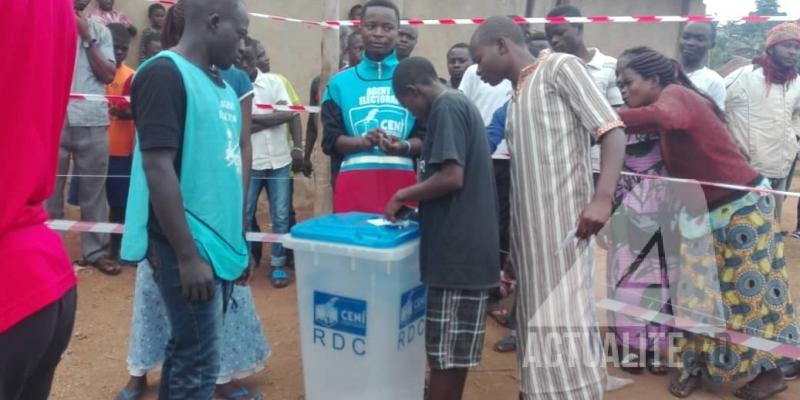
[148,239,223,400]
[246,166,291,268]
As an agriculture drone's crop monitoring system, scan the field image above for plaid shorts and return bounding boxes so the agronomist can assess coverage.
[426,288,490,370]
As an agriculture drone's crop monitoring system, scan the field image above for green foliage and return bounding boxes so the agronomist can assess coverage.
[709,0,787,69]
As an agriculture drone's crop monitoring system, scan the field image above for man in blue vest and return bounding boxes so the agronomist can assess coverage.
[121,0,251,398]
[321,0,425,214]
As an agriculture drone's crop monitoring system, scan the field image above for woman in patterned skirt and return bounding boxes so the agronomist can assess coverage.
[617,48,799,400]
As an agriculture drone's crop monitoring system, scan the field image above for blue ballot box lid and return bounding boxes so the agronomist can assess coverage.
[290,212,419,249]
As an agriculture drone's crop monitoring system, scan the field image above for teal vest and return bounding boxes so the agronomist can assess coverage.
[121,51,248,281]
[323,51,416,173]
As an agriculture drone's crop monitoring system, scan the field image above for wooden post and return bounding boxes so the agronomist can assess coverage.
[311,0,340,216]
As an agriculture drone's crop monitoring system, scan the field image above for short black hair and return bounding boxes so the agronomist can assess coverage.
[148,3,166,17]
[393,57,439,95]
[448,42,469,53]
[473,16,527,47]
[348,4,364,19]
[547,5,582,18]
[547,5,583,30]
[107,22,131,44]
[684,21,718,42]
[361,0,400,23]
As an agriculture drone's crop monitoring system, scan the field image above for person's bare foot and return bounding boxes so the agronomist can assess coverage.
[734,368,787,400]
[115,375,146,400]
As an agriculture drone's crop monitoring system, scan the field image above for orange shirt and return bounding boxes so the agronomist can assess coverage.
[107,64,135,157]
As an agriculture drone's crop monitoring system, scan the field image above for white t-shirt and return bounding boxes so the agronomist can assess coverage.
[585,48,624,107]
[687,67,726,111]
[251,72,293,170]
[585,48,623,170]
[458,64,513,159]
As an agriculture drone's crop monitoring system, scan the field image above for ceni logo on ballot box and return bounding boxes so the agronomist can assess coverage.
[398,284,427,350]
[313,291,368,356]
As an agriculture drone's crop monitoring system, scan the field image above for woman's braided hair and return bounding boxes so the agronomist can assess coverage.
[623,47,725,121]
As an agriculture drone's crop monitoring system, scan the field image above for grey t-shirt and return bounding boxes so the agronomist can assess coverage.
[418,90,500,290]
[68,20,114,127]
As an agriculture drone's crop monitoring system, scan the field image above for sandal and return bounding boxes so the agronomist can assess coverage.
[619,352,644,375]
[733,380,787,400]
[216,384,263,400]
[91,258,122,276]
[781,360,800,381]
[488,308,511,328]
[270,267,290,289]
[493,336,517,353]
[114,388,143,400]
[646,352,670,376]
[669,375,702,398]
[790,231,800,240]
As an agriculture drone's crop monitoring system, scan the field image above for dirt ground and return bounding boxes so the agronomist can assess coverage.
[49,180,800,400]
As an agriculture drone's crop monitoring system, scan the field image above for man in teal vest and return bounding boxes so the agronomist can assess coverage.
[121,0,250,398]
[321,0,426,214]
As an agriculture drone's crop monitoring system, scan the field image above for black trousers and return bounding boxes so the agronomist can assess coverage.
[494,159,511,267]
[0,287,76,400]
[109,206,125,260]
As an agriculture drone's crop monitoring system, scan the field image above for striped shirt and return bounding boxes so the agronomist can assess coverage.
[507,53,623,399]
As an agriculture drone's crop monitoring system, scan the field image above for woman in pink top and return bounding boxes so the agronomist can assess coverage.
[0,1,78,399]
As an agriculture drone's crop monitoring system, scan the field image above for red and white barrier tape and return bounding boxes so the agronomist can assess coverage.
[254,103,321,113]
[327,15,800,27]
[150,2,800,27]
[69,94,321,114]
[46,219,284,243]
[596,297,800,360]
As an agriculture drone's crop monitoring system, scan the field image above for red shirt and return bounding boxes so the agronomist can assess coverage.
[0,0,77,333]
[618,84,760,210]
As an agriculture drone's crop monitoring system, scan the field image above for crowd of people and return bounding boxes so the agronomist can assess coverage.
[2,0,800,400]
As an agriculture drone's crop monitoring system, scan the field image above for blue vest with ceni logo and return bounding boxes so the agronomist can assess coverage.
[121,51,249,281]
[323,51,416,173]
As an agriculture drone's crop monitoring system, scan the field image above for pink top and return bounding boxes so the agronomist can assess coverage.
[0,0,78,333]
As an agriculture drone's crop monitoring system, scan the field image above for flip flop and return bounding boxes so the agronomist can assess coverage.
[217,386,263,400]
[619,352,644,375]
[115,387,143,400]
[494,336,517,353]
[646,353,670,376]
[781,361,800,381]
[487,308,511,328]
[271,267,290,289]
[92,258,122,276]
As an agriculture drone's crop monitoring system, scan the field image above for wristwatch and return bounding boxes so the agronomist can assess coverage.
[82,38,96,49]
